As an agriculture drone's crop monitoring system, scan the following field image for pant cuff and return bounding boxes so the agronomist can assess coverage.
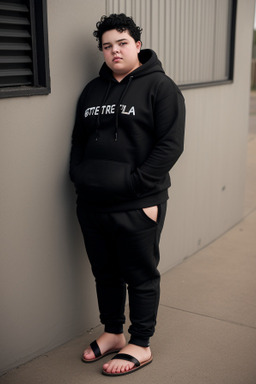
[104,324,124,334]
[128,336,150,347]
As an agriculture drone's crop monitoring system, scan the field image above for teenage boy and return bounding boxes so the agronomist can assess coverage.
[70,13,185,376]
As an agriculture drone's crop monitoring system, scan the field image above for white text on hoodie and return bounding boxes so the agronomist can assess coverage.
[84,104,135,118]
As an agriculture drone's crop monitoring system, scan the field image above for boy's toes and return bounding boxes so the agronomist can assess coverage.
[102,362,109,371]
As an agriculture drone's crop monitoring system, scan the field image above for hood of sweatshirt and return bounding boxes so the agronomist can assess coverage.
[99,49,165,81]
[97,49,165,141]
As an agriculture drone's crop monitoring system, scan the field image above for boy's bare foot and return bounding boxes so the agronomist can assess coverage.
[82,332,126,362]
[102,343,152,374]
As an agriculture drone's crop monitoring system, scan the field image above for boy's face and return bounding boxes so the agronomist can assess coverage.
[102,29,141,81]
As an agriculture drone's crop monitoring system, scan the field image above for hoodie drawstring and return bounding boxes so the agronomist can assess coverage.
[96,76,134,142]
[114,76,133,141]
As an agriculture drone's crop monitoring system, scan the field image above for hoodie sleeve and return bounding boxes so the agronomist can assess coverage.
[69,93,87,183]
[131,81,185,196]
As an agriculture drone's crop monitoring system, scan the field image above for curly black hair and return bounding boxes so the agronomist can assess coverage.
[93,13,142,51]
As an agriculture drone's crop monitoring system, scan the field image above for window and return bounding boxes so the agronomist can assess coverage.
[0,0,50,98]
[106,0,237,88]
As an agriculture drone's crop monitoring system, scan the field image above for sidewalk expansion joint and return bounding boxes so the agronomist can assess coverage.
[160,303,256,331]
[242,206,256,220]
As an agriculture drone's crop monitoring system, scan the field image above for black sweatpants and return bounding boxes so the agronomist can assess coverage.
[77,202,167,347]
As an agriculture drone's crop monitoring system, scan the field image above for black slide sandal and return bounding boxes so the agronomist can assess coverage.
[102,352,153,376]
[81,340,120,363]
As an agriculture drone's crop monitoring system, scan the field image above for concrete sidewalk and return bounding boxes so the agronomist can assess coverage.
[1,94,256,383]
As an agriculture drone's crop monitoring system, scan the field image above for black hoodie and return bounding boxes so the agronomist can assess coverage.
[70,49,185,211]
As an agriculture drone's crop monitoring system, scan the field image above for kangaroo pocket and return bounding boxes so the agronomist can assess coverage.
[74,159,135,202]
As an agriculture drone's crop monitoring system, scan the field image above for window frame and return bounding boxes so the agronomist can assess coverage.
[106,0,238,90]
[0,0,50,99]
[179,0,237,90]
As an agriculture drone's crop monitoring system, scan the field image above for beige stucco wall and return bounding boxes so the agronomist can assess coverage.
[0,0,254,374]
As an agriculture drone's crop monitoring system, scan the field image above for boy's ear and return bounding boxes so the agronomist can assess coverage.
[136,40,142,52]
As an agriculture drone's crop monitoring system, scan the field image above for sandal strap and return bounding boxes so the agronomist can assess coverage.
[90,340,101,358]
[111,353,140,367]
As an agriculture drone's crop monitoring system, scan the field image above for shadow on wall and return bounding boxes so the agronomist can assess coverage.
[62,42,103,334]
[62,155,99,335]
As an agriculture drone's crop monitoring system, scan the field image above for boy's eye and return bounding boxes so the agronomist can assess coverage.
[104,45,111,50]
[120,42,127,46]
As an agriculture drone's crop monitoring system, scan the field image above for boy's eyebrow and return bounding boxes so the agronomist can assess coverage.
[102,38,128,46]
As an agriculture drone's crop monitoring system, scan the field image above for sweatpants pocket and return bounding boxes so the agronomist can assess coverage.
[140,205,159,225]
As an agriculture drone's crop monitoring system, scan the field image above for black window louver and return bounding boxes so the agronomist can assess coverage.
[0,0,50,98]
[0,0,34,87]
